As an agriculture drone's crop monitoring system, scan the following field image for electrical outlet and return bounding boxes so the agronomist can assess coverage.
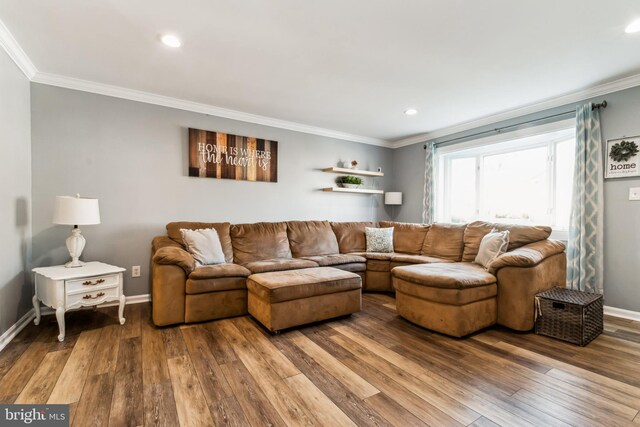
[132,266,141,278]
[630,187,640,201]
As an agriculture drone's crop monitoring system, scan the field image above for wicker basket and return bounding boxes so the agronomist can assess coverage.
[535,287,603,346]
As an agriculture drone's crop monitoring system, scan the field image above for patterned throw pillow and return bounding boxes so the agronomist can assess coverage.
[180,228,226,266]
[365,227,394,253]
[475,230,510,269]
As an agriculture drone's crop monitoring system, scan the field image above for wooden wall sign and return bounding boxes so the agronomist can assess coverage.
[188,128,278,182]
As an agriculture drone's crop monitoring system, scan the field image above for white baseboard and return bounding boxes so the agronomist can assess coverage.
[0,294,151,353]
[121,294,151,305]
[0,309,37,353]
[604,305,640,322]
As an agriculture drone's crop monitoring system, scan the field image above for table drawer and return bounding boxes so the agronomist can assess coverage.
[67,273,120,293]
[67,286,120,309]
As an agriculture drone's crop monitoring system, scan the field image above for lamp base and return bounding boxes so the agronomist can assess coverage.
[65,259,86,268]
[64,228,86,268]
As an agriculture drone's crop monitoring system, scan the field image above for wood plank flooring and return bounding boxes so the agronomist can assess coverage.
[1,294,640,426]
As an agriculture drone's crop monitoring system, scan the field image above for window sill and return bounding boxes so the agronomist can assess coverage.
[550,229,568,242]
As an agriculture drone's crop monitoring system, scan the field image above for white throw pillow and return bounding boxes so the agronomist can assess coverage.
[180,228,226,266]
[475,230,510,269]
[366,227,394,253]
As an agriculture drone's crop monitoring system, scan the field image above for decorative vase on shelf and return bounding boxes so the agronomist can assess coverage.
[343,184,361,189]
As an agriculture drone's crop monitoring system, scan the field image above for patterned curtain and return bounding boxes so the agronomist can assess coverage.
[422,141,436,224]
[566,103,604,293]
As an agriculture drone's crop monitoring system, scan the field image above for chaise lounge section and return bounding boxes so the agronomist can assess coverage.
[393,262,498,337]
[150,219,566,336]
[391,222,567,336]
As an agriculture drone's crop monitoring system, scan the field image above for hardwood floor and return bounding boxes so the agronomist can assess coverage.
[1,294,640,426]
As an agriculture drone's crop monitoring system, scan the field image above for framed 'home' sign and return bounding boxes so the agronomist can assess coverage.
[604,135,639,179]
[188,128,278,182]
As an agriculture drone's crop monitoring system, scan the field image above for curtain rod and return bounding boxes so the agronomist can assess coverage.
[424,100,607,149]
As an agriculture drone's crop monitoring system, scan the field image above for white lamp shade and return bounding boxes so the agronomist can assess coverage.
[385,192,403,205]
[53,195,101,225]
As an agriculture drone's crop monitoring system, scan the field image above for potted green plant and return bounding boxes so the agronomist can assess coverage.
[336,175,363,189]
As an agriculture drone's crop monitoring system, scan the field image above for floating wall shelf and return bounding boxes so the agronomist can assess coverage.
[323,187,384,195]
[322,167,384,177]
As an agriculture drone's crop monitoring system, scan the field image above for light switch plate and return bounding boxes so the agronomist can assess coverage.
[630,187,640,201]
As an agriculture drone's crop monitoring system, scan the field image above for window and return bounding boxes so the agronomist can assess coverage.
[435,120,575,239]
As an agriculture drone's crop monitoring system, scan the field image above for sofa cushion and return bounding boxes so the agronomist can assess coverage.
[475,230,510,269]
[301,253,366,267]
[242,258,318,274]
[390,256,453,270]
[392,262,496,289]
[153,246,196,274]
[287,221,340,257]
[360,252,393,260]
[462,221,494,262]
[390,253,454,264]
[379,221,430,255]
[366,227,394,253]
[181,228,226,266]
[488,239,566,273]
[332,262,367,273]
[152,236,183,252]
[462,221,553,261]
[359,252,450,264]
[330,221,375,253]
[189,264,251,280]
[502,224,552,251]
[166,222,234,263]
[421,223,466,261]
[231,222,292,264]
[186,277,247,295]
[367,259,390,272]
[394,279,497,305]
[247,267,361,303]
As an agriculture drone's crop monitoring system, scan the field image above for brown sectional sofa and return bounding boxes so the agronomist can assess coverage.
[151,219,566,336]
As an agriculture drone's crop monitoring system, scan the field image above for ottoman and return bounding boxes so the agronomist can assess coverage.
[392,263,498,337]
[247,267,362,332]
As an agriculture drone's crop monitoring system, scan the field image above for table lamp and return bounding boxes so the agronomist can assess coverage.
[385,192,403,220]
[53,194,101,268]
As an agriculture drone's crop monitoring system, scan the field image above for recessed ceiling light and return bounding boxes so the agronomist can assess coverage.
[404,108,418,116]
[625,18,640,34]
[161,34,182,48]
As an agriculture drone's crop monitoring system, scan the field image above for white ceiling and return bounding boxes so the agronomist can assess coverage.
[1,0,639,144]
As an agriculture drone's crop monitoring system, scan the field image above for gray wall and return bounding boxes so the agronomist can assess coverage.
[30,84,393,297]
[0,49,32,336]
[393,85,640,312]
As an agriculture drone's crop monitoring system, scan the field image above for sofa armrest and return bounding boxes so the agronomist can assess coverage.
[153,246,196,274]
[488,239,566,274]
[495,252,566,331]
[152,263,187,326]
[152,235,183,252]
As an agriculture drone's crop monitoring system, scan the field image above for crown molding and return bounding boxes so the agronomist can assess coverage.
[4,14,640,150]
[31,71,391,147]
[0,17,389,147]
[391,72,640,149]
[0,19,36,79]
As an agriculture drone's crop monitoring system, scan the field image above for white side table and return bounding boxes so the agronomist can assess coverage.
[32,262,127,342]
